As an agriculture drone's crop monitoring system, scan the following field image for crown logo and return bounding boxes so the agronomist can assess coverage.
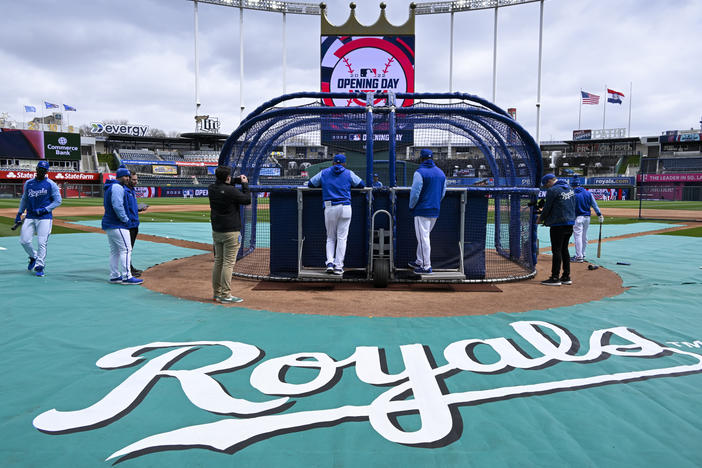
[320,2,415,36]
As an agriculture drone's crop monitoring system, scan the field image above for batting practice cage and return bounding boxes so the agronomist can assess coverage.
[218,92,542,286]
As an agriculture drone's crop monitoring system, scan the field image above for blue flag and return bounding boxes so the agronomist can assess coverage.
[24,105,37,112]
[44,101,59,109]
[63,104,77,111]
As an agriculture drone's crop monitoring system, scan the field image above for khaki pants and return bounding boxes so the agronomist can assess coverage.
[212,231,241,298]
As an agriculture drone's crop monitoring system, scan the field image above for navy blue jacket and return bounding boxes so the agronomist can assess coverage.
[18,177,62,220]
[409,160,447,218]
[102,180,131,230]
[540,179,576,227]
[573,186,602,217]
[308,164,364,205]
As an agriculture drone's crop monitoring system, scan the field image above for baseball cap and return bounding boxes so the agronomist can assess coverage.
[541,173,556,186]
[571,177,581,187]
[373,173,379,177]
[36,160,49,171]
[116,167,131,178]
[420,149,433,159]
[333,154,346,164]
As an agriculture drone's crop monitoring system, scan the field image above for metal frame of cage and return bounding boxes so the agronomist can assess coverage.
[220,92,542,283]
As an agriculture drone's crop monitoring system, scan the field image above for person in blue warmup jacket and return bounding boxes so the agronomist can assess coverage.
[102,167,143,285]
[571,178,603,262]
[16,160,62,277]
[408,149,447,275]
[308,154,364,275]
[372,174,383,188]
[537,174,576,286]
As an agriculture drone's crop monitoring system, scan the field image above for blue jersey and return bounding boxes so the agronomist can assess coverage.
[19,177,62,220]
[308,164,364,205]
[573,186,602,217]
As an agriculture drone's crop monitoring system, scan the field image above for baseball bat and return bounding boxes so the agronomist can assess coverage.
[597,219,603,258]
[11,220,22,231]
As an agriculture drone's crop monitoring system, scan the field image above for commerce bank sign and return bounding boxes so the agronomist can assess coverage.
[32,320,702,462]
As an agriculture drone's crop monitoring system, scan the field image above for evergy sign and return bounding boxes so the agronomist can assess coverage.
[90,122,148,137]
[32,320,702,463]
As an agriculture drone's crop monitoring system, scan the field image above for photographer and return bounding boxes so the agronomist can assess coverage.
[208,166,250,303]
[537,174,576,286]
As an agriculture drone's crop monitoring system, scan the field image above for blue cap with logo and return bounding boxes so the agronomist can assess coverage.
[116,167,131,178]
[541,173,556,186]
[420,149,433,159]
[333,154,346,164]
[36,160,49,171]
[571,177,581,187]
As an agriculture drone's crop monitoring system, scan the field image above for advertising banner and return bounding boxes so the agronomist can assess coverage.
[587,177,635,185]
[589,188,630,200]
[572,129,592,141]
[638,173,702,183]
[44,131,80,160]
[134,187,157,198]
[0,170,99,182]
[153,165,178,175]
[122,159,176,166]
[320,34,415,147]
[176,161,218,167]
[639,185,682,200]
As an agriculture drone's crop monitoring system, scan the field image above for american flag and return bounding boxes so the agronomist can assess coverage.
[581,91,600,105]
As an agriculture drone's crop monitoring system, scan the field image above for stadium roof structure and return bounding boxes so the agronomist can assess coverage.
[185,0,543,15]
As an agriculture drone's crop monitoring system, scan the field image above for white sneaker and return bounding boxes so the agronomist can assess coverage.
[217,295,243,303]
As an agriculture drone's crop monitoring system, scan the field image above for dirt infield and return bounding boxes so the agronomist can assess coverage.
[11,204,697,317]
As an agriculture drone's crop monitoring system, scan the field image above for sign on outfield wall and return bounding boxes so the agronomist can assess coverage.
[0,170,99,181]
[638,173,702,183]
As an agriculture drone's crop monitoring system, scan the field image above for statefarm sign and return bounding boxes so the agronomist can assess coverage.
[32,320,702,463]
[0,170,99,181]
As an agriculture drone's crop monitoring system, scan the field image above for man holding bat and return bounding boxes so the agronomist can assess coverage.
[15,160,62,277]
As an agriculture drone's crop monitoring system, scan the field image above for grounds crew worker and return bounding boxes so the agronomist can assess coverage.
[408,149,446,275]
[208,166,250,303]
[537,173,576,286]
[307,154,364,276]
[16,160,62,277]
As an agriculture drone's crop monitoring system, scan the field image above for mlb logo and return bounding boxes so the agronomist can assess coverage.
[350,134,361,141]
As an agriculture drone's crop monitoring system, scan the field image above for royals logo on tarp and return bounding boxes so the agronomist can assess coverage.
[32,321,702,463]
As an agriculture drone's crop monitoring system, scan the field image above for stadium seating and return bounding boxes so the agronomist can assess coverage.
[183,151,219,162]
[118,149,161,161]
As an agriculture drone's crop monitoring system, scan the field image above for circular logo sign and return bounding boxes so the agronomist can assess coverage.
[58,137,67,145]
[321,36,415,107]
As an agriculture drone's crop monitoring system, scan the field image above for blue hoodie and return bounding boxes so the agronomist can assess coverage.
[18,177,62,220]
[409,159,447,218]
[102,179,131,230]
[540,179,576,227]
[308,164,364,205]
[573,186,602,217]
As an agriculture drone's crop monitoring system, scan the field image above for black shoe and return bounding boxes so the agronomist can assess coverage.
[131,269,142,278]
[560,276,572,285]
[540,277,561,286]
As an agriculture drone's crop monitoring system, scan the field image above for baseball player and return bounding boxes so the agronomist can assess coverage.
[372,174,383,188]
[537,174,576,286]
[571,178,603,262]
[307,154,364,275]
[15,160,62,277]
[408,149,447,275]
[102,167,142,285]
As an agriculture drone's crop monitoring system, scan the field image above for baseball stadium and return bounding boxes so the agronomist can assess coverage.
[2,1,702,467]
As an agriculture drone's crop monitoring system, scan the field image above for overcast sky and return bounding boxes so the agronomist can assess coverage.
[2,0,701,142]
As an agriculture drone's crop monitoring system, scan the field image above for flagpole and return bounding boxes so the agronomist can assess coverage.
[602,84,607,130]
[41,100,45,131]
[578,89,582,129]
[627,82,632,137]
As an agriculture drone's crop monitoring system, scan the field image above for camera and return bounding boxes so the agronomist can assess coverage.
[528,198,545,214]
[231,176,242,185]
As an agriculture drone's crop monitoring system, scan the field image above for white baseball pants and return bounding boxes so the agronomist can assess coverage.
[573,215,591,259]
[20,218,53,268]
[324,203,352,268]
[106,228,133,280]
[414,216,437,270]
